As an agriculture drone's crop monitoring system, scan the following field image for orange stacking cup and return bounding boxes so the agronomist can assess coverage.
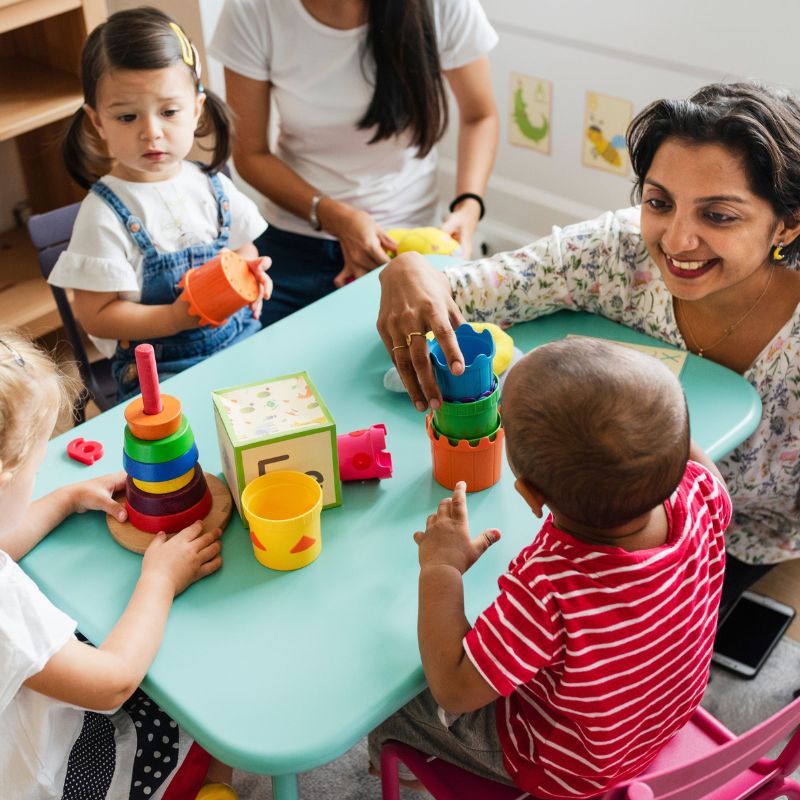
[178,250,259,327]
[426,413,504,492]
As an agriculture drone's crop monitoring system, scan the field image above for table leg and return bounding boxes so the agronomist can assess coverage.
[271,773,299,800]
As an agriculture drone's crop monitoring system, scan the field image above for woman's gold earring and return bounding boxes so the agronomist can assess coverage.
[772,241,786,262]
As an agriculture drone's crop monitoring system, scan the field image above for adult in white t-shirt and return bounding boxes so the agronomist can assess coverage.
[209,0,499,326]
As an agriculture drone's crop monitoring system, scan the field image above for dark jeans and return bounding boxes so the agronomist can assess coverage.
[256,225,344,327]
[718,552,775,622]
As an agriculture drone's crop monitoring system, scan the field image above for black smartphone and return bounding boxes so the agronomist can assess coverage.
[712,590,796,679]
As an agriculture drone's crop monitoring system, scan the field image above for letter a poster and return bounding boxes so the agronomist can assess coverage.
[509,73,551,155]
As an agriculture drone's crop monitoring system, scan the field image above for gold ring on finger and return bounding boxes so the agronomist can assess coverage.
[405,331,425,347]
[391,343,408,353]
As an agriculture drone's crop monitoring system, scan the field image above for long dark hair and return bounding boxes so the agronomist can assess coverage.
[628,81,800,264]
[63,6,232,188]
[357,0,448,158]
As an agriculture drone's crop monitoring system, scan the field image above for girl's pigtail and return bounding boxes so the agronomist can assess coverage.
[196,88,233,174]
[63,107,111,189]
[62,107,97,190]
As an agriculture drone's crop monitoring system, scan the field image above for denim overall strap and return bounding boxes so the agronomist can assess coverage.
[98,172,260,400]
[207,172,231,250]
[90,182,158,259]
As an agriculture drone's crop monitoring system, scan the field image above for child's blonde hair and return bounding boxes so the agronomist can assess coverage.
[0,328,82,475]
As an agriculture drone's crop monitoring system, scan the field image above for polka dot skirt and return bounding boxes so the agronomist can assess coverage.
[61,688,181,800]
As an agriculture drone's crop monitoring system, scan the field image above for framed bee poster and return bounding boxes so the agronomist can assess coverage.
[509,73,551,154]
[581,91,632,176]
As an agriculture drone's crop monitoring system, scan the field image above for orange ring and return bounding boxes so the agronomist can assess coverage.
[125,394,182,440]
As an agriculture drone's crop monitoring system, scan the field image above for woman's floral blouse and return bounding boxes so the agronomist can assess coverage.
[447,207,800,565]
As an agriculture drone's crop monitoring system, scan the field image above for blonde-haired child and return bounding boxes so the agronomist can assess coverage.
[49,7,272,400]
[0,328,235,799]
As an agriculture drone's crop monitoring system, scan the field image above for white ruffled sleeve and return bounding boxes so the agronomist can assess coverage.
[47,193,140,294]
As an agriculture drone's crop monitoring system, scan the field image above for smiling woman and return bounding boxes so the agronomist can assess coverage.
[376,81,800,616]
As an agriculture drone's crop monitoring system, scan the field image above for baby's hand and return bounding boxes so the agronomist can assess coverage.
[142,522,222,596]
[69,471,127,523]
[413,482,500,574]
[246,256,273,320]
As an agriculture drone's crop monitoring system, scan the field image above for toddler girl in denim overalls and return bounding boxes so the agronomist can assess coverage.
[49,8,272,401]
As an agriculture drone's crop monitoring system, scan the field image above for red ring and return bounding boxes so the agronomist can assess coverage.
[125,488,212,533]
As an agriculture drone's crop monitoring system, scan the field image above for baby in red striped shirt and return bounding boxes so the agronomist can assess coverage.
[369,337,732,799]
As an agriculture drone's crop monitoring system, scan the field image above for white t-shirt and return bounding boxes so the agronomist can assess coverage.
[209,0,498,236]
[0,551,83,799]
[48,161,268,357]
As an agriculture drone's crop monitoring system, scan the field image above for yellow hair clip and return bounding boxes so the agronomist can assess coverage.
[169,22,194,69]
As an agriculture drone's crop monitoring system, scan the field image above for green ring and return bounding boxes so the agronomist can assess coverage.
[124,415,194,464]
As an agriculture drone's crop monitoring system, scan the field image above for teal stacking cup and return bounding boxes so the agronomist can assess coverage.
[432,379,499,440]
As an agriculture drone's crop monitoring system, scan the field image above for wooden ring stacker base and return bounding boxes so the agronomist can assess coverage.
[107,473,232,554]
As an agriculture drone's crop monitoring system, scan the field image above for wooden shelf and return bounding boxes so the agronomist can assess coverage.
[0,226,63,336]
[0,56,82,141]
[0,0,82,36]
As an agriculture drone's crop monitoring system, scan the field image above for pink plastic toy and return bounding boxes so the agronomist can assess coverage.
[67,437,104,465]
[135,343,162,415]
[337,424,393,481]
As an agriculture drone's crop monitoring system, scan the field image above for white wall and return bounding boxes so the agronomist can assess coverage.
[436,0,800,253]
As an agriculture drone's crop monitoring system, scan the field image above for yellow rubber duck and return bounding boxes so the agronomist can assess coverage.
[386,227,460,257]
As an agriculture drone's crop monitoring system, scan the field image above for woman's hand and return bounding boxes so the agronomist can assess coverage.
[245,256,273,319]
[68,471,127,522]
[320,201,398,287]
[142,521,222,597]
[414,482,500,574]
[439,201,482,260]
[376,253,466,410]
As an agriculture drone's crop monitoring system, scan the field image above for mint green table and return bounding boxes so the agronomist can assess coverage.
[21,258,761,799]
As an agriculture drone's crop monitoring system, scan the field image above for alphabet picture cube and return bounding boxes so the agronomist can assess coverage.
[212,371,342,521]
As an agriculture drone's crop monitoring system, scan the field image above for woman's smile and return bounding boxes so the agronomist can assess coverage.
[662,251,719,279]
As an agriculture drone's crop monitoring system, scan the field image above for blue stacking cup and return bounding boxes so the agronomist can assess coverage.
[429,324,495,401]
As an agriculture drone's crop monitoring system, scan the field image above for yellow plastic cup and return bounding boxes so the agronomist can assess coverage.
[241,471,323,571]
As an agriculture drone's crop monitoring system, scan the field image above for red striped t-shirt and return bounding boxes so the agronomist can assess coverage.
[463,461,731,799]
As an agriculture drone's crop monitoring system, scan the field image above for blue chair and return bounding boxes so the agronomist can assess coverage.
[27,203,117,421]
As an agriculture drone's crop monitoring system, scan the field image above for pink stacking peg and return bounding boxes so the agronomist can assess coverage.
[134,343,162,415]
[337,424,393,481]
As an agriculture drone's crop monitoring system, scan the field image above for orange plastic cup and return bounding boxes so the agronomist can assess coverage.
[178,250,259,327]
[426,413,504,492]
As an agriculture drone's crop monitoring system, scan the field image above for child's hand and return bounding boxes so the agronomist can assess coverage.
[69,471,128,523]
[414,481,500,574]
[170,292,203,331]
[245,256,273,320]
[333,262,366,287]
[141,522,222,596]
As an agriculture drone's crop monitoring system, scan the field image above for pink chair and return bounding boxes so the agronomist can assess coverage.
[380,696,800,800]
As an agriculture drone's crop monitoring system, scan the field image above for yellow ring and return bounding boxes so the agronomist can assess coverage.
[132,467,195,495]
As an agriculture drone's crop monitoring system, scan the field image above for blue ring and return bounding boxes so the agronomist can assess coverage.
[123,442,199,482]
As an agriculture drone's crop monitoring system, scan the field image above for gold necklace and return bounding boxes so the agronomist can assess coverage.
[677,268,774,358]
